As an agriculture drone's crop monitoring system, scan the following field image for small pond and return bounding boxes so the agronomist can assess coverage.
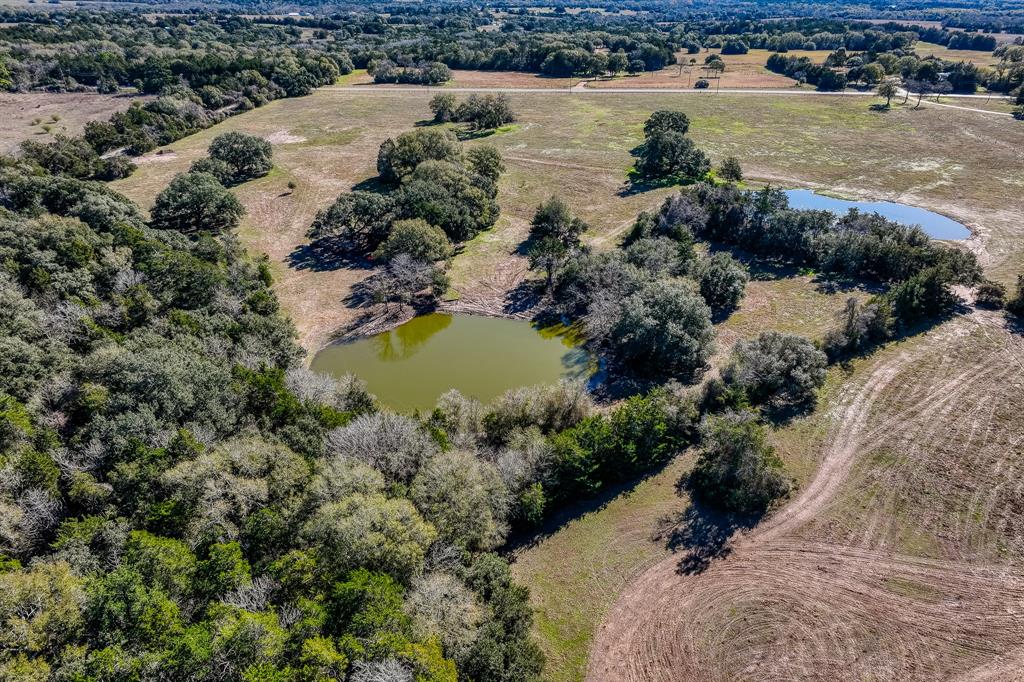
[783,189,970,240]
[311,313,593,413]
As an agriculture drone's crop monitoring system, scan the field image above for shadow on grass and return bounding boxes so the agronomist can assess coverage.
[287,238,371,273]
[504,466,672,554]
[658,506,758,575]
[504,279,543,315]
[657,482,762,575]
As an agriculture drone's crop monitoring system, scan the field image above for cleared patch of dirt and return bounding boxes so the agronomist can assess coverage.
[588,312,1024,681]
[265,130,307,144]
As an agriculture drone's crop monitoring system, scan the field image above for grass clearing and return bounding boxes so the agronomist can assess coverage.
[0,91,144,154]
[114,87,1024,354]
[510,456,693,682]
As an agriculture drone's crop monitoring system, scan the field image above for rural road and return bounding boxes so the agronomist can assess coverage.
[328,85,1014,116]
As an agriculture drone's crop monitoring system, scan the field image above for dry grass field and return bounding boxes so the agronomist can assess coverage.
[914,41,1004,66]
[101,81,1024,682]
[588,311,1024,682]
[0,91,142,154]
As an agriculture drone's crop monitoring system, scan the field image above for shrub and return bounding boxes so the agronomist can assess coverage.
[718,156,743,182]
[694,252,748,314]
[690,412,791,514]
[724,331,827,406]
[975,280,1007,309]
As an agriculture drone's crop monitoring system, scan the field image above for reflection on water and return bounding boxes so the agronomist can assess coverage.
[311,313,595,413]
[783,189,970,240]
[370,312,453,362]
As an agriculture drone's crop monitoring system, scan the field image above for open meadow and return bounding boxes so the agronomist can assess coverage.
[113,87,1024,353]
[0,91,142,154]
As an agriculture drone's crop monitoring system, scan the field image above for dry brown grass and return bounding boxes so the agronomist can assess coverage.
[113,88,1024,356]
[589,312,1024,682]
[0,92,143,154]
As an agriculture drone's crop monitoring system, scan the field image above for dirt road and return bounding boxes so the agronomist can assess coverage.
[587,311,1024,681]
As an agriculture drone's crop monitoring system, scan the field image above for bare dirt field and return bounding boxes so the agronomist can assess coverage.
[0,91,142,154]
[588,311,1024,682]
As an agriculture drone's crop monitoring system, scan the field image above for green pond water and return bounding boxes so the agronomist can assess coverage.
[310,313,592,413]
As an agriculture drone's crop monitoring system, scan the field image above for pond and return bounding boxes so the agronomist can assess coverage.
[311,313,593,413]
[783,189,971,240]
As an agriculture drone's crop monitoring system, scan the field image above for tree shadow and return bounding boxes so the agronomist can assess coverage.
[1007,314,1024,336]
[504,279,542,315]
[350,176,393,193]
[868,103,891,112]
[617,173,684,198]
[656,490,761,575]
[504,467,670,554]
[287,238,371,273]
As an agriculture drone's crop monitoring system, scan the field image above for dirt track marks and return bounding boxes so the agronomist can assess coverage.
[587,313,1024,681]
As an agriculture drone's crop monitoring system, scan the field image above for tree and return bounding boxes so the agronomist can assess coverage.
[396,160,499,242]
[454,94,515,130]
[207,131,273,184]
[608,51,629,74]
[377,128,461,184]
[372,219,452,262]
[861,63,885,85]
[307,191,396,252]
[635,131,711,181]
[411,450,508,552]
[465,146,505,191]
[724,331,828,406]
[694,252,749,313]
[529,196,587,247]
[527,237,569,291]
[876,77,900,107]
[606,280,714,380]
[429,93,457,123]
[302,493,437,582]
[690,411,791,514]
[822,297,892,359]
[718,156,743,182]
[643,110,690,138]
[150,171,244,233]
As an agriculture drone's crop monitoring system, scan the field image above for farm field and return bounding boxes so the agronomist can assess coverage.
[113,86,1024,354]
[588,310,1024,682]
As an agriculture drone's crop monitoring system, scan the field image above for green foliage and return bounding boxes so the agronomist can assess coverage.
[607,280,714,380]
[208,131,274,185]
[694,251,749,314]
[690,412,792,514]
[150,172,245,233]
[718,156,743,182]
[377,128,461,184]
[724,331,828,407]
[634,111,710,182]
[643,110,691,138]
[372,219,452,262]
